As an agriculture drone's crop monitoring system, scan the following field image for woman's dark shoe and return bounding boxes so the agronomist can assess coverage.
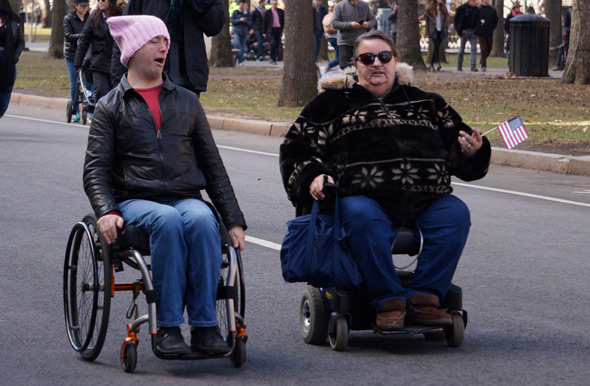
[155,326,190,355]
[190,326,230,355]
[436,63,442,71]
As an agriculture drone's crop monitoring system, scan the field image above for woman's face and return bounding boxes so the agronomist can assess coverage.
[99,0,110,11]
[354,38,398,97]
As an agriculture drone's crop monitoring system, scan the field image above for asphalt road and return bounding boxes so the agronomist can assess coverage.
[1,105,590,385]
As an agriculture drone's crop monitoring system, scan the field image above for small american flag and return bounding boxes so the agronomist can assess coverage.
[497,115,529,149]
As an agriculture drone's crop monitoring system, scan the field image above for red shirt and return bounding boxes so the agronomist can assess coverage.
[136,83,164,130]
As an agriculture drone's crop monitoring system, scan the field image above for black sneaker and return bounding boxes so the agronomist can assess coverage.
[155,326,190,355]
[190,326,230,355]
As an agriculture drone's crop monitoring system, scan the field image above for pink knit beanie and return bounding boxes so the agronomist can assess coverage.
[107,15,170,67]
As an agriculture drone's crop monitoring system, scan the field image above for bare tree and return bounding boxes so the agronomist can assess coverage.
[46,0,65,58]
[490,0,505,57]
[396,0,425,68]
[278,0,318,107]
[545,0,562,65]
[210,0,234,67]
[42,0,50,28]
[562,0,590,84]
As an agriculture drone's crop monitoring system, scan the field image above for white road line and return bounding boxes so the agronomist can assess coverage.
[452,182,590,208]
[245,235,282,251]
[5,114,82,127]
[218,145,278,157]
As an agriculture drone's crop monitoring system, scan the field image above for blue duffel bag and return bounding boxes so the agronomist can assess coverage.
[280,197,363,289]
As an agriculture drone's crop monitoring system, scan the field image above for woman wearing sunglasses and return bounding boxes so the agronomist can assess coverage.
[280,30,491,331]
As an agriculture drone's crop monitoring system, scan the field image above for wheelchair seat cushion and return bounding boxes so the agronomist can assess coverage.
[121,226,151,255]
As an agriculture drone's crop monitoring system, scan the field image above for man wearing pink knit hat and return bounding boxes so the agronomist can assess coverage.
[84,15,247,356]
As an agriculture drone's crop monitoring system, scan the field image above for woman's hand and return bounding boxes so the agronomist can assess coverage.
[458,128,483,157]
[309,174,335,201]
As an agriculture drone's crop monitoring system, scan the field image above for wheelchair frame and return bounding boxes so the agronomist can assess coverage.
[63,212,247,373]
[299,225,468,351]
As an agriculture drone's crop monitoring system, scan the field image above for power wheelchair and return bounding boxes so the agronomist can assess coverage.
[297,185,467,351]
[63,204,247,373]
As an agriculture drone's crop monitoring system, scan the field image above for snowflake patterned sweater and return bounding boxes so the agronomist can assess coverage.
[279,63,491,219]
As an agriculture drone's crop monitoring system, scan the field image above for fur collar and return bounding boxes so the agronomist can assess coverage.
[318,62,414,93]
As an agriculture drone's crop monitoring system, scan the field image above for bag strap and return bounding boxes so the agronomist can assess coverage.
[304,196,342,286]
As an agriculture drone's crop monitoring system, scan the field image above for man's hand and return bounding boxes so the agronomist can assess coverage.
[309,174,335,201]
[97,214,124,245]
[360,21,369,29]
[350,21,361,29]
[228,226,246,251]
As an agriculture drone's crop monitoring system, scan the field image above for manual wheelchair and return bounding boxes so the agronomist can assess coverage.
[63,206,247,373]
[297,185,467,351]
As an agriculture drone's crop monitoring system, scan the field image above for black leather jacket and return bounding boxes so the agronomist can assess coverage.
[83,74,247,231]
[63,11,89,60]
[74,12,115,72]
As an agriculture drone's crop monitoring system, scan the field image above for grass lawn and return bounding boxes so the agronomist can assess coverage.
[13,50,590,150]
[23,26,51,43]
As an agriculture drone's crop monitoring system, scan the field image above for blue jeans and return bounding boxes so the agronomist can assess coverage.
[458,29,478,69]
[0,50,16,118]
[339,194,470,311]
[327,37,339,69]
[233,32,247,63]
[254,30,265,58]
[314,31,324,62]
[118,198,222,327]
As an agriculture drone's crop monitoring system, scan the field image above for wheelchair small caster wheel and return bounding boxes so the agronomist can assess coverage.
[230,338,247,368]
[121,341,137,373]
[445,312,465,347]
[328,314,348,351]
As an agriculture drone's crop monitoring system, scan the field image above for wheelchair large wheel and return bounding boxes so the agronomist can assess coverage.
[216,246,246,364]
[63,215,111,361]
[300,286,329,345]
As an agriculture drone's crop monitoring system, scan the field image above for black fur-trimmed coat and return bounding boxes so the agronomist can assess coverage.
[279,64,491,218]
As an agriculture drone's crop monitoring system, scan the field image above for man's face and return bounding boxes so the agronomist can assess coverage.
[481,0,489,5]
[239,1,247,10]
[129,36,169,81]
[271,1,278,9]
[314,0,321,8]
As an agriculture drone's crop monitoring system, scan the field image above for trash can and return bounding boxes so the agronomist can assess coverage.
[509,14,550,76]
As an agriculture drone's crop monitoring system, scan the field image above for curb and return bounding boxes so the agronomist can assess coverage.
[12,92,590,177]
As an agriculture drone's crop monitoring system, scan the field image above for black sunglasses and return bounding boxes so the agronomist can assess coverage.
[356,51,394,66]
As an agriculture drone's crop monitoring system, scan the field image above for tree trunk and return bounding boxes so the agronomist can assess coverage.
[46,0,65,58]
[42,0,51,28]
[278,0,318,107]
[562,0,590,84]
[396,0,425,69]
[545,0,562,66]
[209,0,234,67]
[490,0,505,57]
